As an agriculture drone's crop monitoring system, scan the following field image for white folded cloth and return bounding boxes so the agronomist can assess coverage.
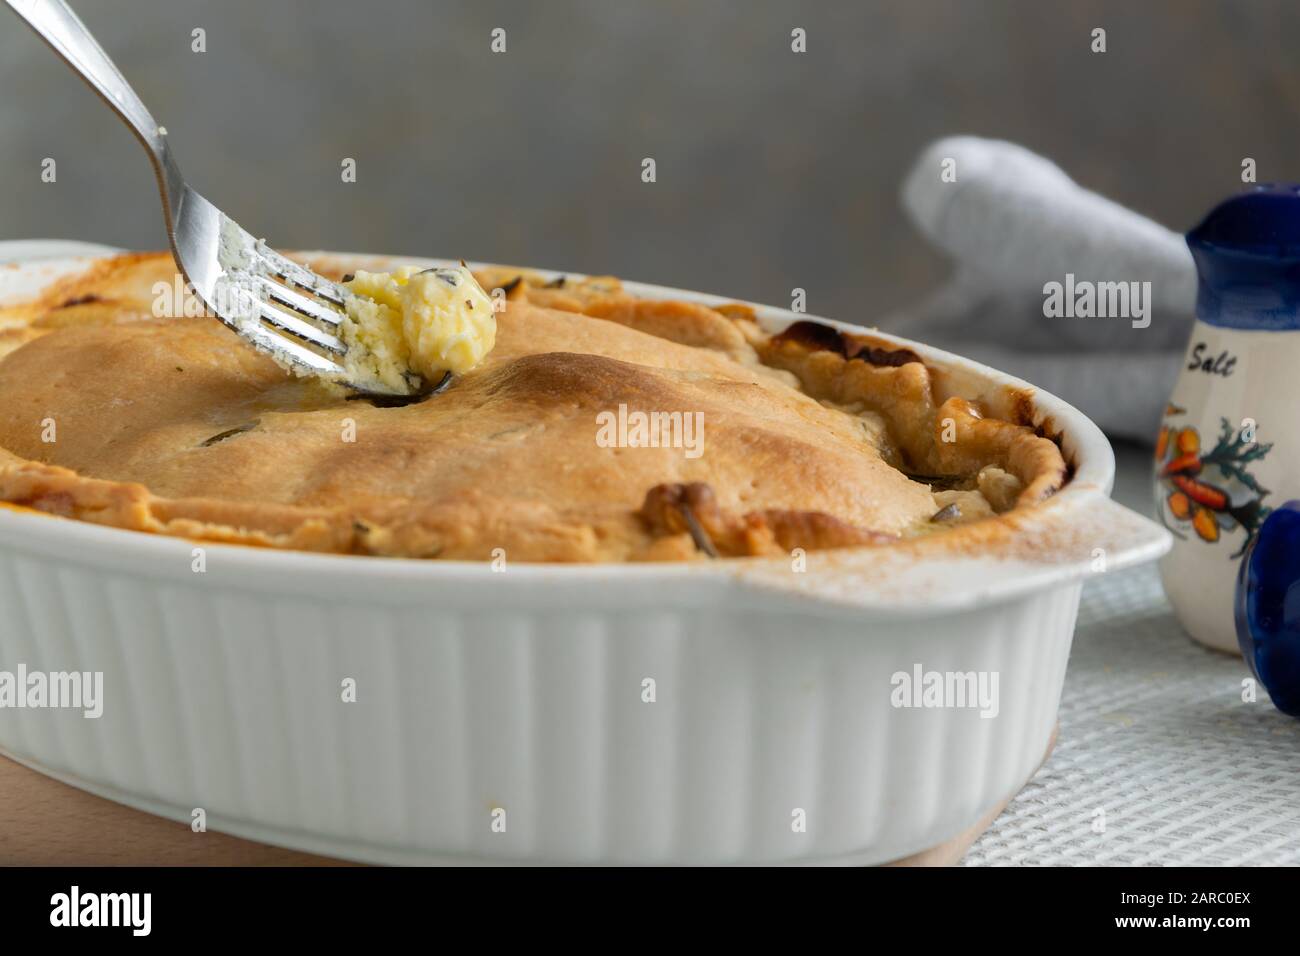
[884,136,1198,443]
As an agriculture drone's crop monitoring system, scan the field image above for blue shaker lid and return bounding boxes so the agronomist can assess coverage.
[1188,183,1300,330]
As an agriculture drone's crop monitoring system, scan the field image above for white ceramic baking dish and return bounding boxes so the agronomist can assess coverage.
[0,242,1170,865]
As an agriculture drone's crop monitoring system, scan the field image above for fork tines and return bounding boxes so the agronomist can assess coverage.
[251,275,345,355]
[218,243,353,377]
[255,244,347,307]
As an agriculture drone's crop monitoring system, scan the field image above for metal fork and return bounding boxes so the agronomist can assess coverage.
[5,0,418,396]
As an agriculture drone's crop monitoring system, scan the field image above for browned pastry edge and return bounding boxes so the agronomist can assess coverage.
[638,481,896,558]
[760,322,1067,509]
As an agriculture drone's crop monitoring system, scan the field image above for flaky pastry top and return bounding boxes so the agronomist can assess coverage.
[0,253,1066,561]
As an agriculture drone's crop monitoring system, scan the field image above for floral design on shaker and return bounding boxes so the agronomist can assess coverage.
[1155,404,1272,556]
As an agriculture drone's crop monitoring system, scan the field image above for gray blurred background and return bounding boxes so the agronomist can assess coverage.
[1,0,1297,320]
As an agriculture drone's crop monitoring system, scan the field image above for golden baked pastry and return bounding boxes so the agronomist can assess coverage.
[0,253,1066,562]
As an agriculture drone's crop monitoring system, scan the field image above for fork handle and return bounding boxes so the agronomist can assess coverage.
[5,0,185,215]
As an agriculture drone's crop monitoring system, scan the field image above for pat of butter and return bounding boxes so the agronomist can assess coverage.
[341,264,496,393]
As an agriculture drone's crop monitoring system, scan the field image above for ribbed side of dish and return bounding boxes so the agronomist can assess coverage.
[0,546,1079,865]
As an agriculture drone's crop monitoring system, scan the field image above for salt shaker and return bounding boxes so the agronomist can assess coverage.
[1157,185,1300,653]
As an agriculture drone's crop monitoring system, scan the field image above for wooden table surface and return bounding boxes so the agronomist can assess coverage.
[0,753,344,866]
[1,728,1056,866]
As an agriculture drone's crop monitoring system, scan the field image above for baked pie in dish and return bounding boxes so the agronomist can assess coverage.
[0,252,1066,563]
[0,244,1171,867]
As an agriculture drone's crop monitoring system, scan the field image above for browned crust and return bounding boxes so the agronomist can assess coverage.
[0,253,1070,562]
[771,320,925,369]
[760,324,1067,509]
[0,453,356,552]
[639,481,895,558]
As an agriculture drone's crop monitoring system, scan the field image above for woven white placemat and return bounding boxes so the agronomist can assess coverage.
[966,561,1300,865]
